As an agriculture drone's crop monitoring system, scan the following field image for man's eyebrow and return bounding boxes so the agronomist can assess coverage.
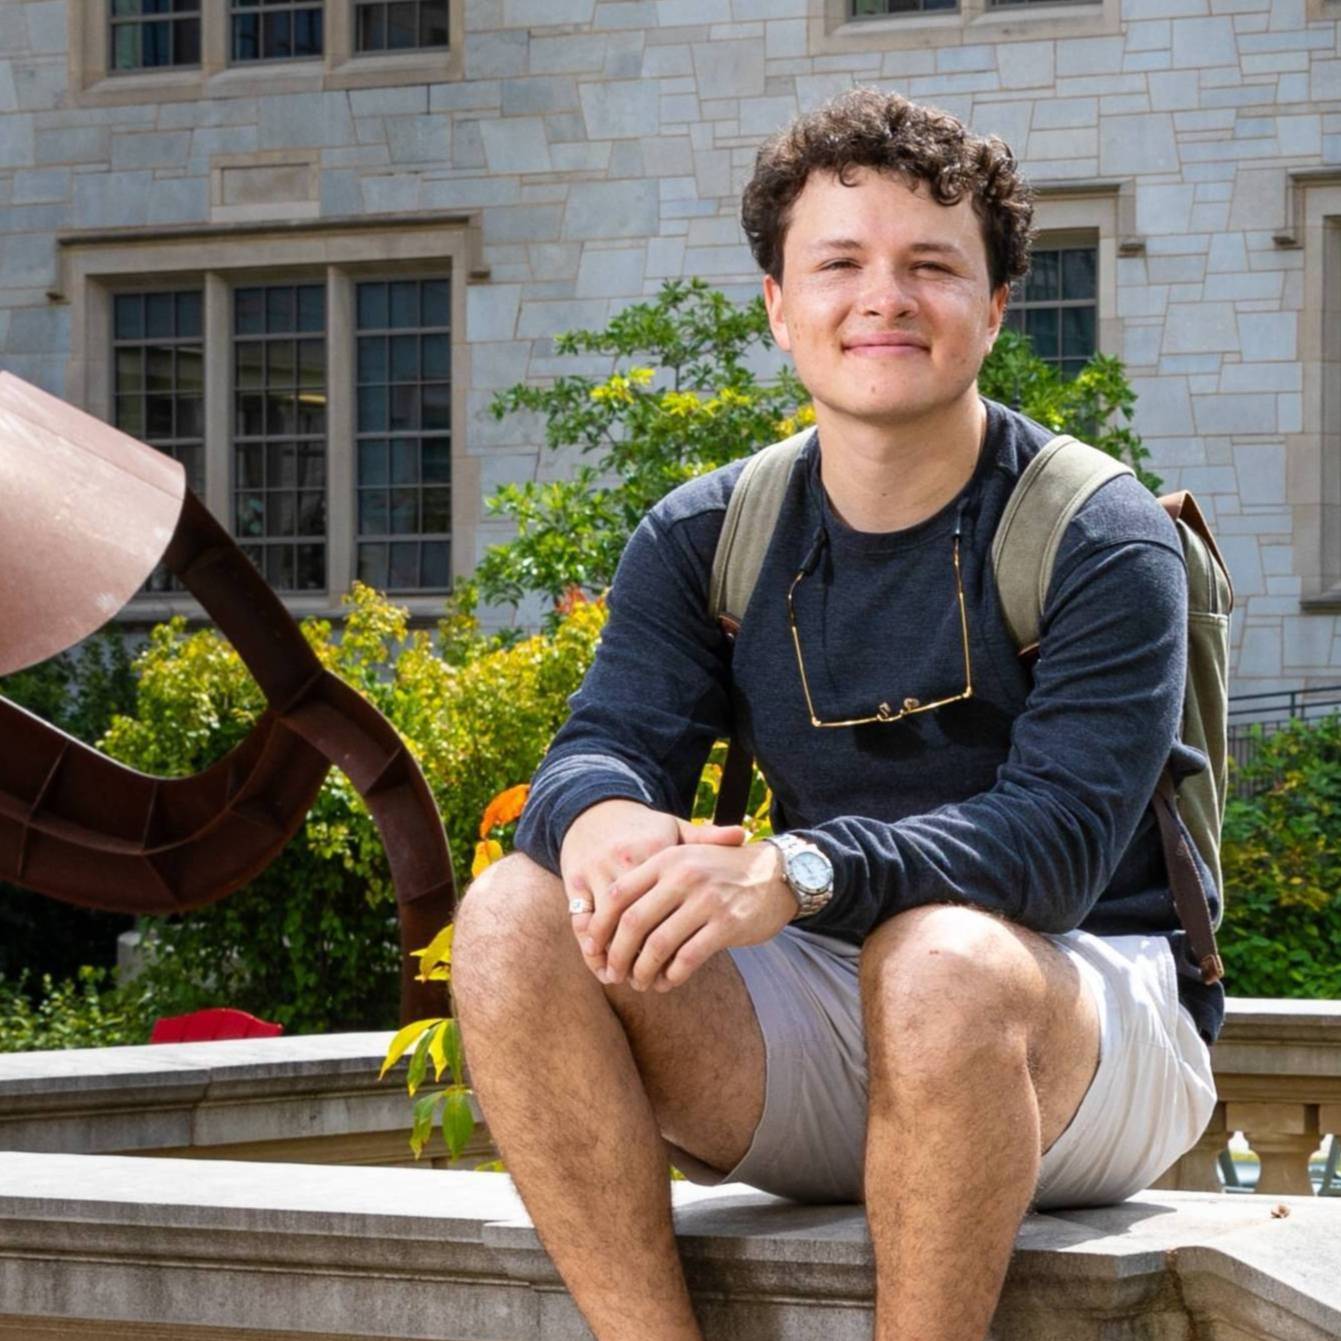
[805,238,970,261]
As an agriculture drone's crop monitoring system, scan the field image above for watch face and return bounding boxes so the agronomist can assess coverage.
[790,849,831,894]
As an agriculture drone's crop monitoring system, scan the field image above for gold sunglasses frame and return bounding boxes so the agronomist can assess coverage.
[785,531,974,729]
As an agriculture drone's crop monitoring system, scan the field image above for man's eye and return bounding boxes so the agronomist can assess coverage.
[915,263,949,273]
[821,259,855,270]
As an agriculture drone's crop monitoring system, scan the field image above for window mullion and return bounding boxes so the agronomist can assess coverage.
[328,266,356,605]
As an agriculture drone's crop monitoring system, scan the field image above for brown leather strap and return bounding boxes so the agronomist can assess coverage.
[1151,767,1225,985]
[713,617,755,827]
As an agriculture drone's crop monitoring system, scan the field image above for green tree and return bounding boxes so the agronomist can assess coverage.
[479,282,1159,616]
[1218,714,1341,999]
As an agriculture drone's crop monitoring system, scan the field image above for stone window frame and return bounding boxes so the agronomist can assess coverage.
[67,0,463,108]
[51,217,484,624]
[813,0,1118,57]
[1282,172,1341,610]
[1011,179,1129,367]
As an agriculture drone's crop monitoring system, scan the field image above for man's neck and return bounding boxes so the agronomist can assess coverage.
[814,392,987,535]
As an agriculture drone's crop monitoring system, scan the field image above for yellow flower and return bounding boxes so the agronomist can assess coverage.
[660,390,702,417]
[479,783,530,838]
[472,839,504,877]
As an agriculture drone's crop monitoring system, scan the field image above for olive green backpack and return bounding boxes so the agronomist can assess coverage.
[707,429,1232,986]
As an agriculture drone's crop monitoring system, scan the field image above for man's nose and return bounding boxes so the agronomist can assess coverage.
[858,266,919,317]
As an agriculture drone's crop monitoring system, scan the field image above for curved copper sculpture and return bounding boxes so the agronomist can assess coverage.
[0,372,456,1023]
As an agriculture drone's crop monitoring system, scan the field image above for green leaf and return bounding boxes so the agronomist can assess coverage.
[406,1028,434,1097]
[442,1087,475,1160]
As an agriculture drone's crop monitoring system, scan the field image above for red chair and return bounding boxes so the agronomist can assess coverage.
[149,1007,284,1043]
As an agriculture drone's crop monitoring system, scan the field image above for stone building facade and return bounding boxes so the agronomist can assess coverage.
[1,0,1339,697]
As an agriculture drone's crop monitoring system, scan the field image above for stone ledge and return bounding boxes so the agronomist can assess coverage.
[0,1155,1337,1340]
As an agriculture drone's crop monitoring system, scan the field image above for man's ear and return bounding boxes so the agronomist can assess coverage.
[762,272,792,353]
[984,282,1010,354]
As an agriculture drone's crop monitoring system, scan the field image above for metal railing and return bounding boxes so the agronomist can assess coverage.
[1226,684,1341,794]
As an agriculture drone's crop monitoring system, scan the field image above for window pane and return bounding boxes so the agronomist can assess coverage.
[360,490,389,534]
[232,12,259,60]
[390,437,416,483]
[176,290,202,338]
[146,291,174,337]
[1061,248,1096,302]
[1062,305,1096,359]
[239,444,263,487]
[116,347,144,392]
[389,280,417,328]
[357,282,388,329]
[142,19,171,64]
[1026,307,1059,358]
[1025,251,1058,303]
[389,541,417,589]
[359,439,388,487]
[293,6,322,55]
[389,384,418,431]
[422,332,450,379]
[298,490,325,535]
[359,386,387,432]
[358,542,388,589]
[297,284,324,332]
[266,286,295,333]
[145,346,173,392]
[423,382,450,429]
[357,3,386,51]
[114,294,144,338]
[112,24,139,69]
[177,395,203,438]
[358,336,387,383]
[297,441,326,486]
[422,436,450,482]
[296,544,324,590]
[422,487,450,532]
[387,1,416,48]
[263,9,292,58]
[235,287,265,334]
[422,540,450,588]
[420,0,448,46]
[390,334,418,381]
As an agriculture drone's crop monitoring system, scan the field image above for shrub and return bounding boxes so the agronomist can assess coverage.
[0,967,154,1053]
[1219,713,1341,999]
[93,584,605,1034]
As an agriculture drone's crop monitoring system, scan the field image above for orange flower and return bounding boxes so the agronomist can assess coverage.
[555,584,589,616]
[479,783,530,838]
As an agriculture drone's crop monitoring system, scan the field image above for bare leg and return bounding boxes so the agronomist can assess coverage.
[450,852,766,1341]
[858,905,1101,1341]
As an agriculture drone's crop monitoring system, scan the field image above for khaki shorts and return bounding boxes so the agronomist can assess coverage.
[664,924,1218,1210]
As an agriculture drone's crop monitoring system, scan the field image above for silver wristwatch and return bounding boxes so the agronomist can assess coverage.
[764,833,834,919]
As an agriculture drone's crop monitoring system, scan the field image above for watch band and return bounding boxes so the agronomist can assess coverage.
[764,833,834,918]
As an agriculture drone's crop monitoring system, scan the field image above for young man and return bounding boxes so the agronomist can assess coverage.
[451,89,1222,1341]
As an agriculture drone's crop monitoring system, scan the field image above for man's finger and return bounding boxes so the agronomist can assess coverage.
[655,923,723,991]
[676,820,747,845]
[584,850,667,961]
[603,880,687,986]
[628,902,708,991]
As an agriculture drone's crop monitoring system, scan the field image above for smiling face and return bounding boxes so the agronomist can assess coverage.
[762,165,1009,434]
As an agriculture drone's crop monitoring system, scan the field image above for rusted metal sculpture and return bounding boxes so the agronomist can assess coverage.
[0,372,456,1023]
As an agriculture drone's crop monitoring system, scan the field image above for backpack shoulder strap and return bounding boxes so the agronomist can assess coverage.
[990,434,1133,655]
[709,427,814,634]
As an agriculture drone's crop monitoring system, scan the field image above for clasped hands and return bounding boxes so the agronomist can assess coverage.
[558,797,798,993]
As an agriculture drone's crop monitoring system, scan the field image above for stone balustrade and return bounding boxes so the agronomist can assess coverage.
[1153,998,1341,1197]
[1,1001,1338,1197]
[0,1153,1337,1340]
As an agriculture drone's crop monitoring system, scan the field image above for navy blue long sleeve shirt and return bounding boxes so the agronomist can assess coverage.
[514,396,1225,1045]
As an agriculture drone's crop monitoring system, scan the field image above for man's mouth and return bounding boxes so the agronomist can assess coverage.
[842,334,929,355]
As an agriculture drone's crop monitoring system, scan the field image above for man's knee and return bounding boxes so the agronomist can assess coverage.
[859,903,1037,1052]
[452,852,568,1006]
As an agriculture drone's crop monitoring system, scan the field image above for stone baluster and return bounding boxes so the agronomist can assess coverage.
[1227,1101,1320,1196]
[1151,1101,1229,1192]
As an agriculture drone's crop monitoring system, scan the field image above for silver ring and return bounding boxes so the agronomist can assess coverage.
[568,896,594,915]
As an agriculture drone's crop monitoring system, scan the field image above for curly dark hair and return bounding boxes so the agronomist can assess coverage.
[741,87,1035,294]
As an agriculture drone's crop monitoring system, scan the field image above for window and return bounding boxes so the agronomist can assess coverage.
[354,0,449,52]
[355,279,453,592]
[230,0,323,61]
[113,289,205,592]
[817,0,1118,57]
[109,0,201,71]
[1004,246,1098,379]
[234,284,328,592]
[72,2,464,100]
[851,0,955,13]
[60,219,475,615]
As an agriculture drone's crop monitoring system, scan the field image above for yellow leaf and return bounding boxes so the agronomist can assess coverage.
[379,1017,445,1080]
[414,923,455,979]
[472,838,504,877]
[428,1019,449,1082]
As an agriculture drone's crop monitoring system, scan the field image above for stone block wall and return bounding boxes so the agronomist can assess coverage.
[1,0,1339,690]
